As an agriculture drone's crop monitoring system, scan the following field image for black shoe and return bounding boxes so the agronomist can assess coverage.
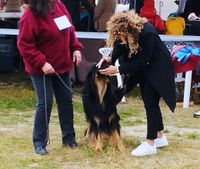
[63,140,79,149]
[35,146,48,155]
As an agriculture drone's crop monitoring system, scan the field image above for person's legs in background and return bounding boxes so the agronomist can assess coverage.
[194,62,200,118]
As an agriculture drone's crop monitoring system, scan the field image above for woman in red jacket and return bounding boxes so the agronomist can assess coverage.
[17,0,83,155]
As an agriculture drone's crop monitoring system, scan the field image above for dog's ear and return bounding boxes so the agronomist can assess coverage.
[84,65,98,97]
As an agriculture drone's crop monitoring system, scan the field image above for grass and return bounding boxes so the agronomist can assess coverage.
[0,73,200,169]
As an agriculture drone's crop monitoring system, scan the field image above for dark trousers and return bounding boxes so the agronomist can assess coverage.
[129,0,144,14]
[30,73,75,148]
[140,78,164,140]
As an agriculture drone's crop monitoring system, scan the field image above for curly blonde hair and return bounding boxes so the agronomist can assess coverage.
[106,11,147,54]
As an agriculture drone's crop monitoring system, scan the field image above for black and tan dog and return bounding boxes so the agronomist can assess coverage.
[82,62,125,152]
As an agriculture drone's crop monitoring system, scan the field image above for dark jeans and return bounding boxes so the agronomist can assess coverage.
[140,78,164,140]
[30,73,75,148]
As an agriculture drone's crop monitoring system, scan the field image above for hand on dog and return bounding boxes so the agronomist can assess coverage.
[99,65,119,76]
[96,56,111,68]
[73,50,82,66]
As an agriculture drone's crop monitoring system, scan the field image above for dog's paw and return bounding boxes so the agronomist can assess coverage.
[95,142,102,152]
[117,143,125,152]
[95,146,102,152]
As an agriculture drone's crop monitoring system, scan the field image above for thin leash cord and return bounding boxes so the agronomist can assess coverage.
[42,72,87,146]
[43,74,50,145]
[54,71,88,96]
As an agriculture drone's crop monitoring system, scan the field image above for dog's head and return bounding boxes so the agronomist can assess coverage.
[96,61,110,82]
[88,61,110,84]
[83,60,125,105]
[84,61,111,103]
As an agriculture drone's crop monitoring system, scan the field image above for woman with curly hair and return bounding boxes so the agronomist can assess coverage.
[97,11,176,157]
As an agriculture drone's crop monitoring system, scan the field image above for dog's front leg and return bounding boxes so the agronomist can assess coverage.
[95,134,102,152]
[109,130,125,152]
[85,123,90,139]
[85,125,97,148]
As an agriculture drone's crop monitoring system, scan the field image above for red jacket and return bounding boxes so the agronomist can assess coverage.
[17,0,83,75]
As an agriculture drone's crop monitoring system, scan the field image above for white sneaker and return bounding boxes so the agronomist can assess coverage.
[155,135,168,148]
[194,111,200,118]
[131,142,157,157]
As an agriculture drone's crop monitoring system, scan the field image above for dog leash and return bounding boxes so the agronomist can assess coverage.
[43,72,89,145]
[54,72,87,96]
[43,74,50,145]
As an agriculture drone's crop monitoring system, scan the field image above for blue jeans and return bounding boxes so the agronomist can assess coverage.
[30,73,75,148]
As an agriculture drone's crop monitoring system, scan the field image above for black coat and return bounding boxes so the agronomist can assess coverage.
[61,0,94,30]
[129,0,144,14]
[114,22,176,112]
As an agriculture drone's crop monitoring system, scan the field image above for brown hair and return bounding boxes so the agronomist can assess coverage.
[106,11,147,54]
[30,0,51,17]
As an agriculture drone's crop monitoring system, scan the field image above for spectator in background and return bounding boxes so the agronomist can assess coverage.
[20,0,29,4]
[93,0,116,32]
[0,0,6,10]
[123,0,129,4]
[170,0,200,20]
[0,0,21,28]
[20,0,29,11]
[185,13,200,36]
[61,0,95,31]
[180,0,200,20]
[139,0,165,34]
[168,0,200,35]
[129,0,144,14]
[172,0,187,17]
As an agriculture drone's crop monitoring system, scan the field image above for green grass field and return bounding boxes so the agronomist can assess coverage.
[0,73,200,169]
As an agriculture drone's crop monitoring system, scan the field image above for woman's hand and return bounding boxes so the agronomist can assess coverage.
[73,50,82,66]
[99,65,119,76]
[42,62,55,74]
[96,56,111,68]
